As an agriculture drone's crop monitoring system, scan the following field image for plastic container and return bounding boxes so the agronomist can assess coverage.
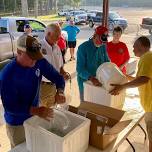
[96,62,127,91]
[84,81,126,109]
[24,109,90,152]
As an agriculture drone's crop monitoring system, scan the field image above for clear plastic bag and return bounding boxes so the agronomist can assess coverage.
[48,109,70,137]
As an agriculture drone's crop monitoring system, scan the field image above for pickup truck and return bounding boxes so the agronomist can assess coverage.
[87,11,128,31]
[0,17,46,68]
[140,17,152,34]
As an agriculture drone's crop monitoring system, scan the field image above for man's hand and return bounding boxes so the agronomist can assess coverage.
[55,91,66,104]
[30,106,54,121]
[60,67,71,80]
[89,76,102,86]
[109,84,124,95]
[62,72,71,80]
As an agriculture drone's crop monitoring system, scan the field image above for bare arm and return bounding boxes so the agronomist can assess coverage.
[110,76,150,95]
[60,67,71,80]
[123,76,149,88]
[125,74,135,81]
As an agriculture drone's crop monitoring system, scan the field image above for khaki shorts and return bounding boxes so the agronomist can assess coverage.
[40,82,56,108]
[6,123,25,149]
[145,112,152,141]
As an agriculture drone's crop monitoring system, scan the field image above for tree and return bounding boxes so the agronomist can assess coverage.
[34,0,38,18]
[73,0,81,7]
[21,0,29,16]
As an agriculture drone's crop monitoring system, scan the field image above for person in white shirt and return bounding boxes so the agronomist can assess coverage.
[40,23,70,107]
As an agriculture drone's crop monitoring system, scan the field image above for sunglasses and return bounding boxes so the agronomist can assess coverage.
[100,34,108,42]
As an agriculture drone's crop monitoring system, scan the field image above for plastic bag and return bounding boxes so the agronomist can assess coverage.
[48,109,70,137]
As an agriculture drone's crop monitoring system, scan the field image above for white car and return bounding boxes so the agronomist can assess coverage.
[66,11,87,24]
[58,10,68,16]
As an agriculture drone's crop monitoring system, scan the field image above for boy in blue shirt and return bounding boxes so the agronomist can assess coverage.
[0,35,65,148]
[63,20,80,61]
[76,26,110,101]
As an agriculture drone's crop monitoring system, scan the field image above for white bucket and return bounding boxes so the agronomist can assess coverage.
[96,62,127,91]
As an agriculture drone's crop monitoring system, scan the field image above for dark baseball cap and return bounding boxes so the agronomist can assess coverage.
[24,24,31,29]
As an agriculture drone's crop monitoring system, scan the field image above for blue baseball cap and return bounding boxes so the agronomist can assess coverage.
[24,24,31,29]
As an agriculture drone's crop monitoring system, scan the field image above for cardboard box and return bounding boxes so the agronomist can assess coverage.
[68,101,131,150]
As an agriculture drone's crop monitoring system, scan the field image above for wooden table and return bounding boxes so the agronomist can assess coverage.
[9,110,145,152]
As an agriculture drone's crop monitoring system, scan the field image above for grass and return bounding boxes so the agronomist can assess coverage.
[37,14,66,22]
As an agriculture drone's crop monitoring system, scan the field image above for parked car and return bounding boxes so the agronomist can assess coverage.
[0,17,46,66]
[0,17,69,68]
[86,10,99,18]
[88,11,128,31]
[66,10,88,24]
[58,9,68,16]
[140,17,152,34]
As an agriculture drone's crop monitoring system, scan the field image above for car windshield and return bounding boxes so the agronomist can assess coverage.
[109,12,120,19]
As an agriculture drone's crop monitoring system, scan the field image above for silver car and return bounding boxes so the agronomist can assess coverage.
[66,11,87,24]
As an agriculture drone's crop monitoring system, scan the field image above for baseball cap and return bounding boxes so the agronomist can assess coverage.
[24,24,31,29]
[95,25,108,42]
[17,35,43,60]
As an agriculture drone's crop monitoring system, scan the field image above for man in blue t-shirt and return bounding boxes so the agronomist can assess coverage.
[0,35,65,148]
[63,20,80,61]
[76,26,110,101]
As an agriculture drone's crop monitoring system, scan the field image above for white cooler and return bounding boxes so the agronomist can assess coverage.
[24,109,90,152]
[84,81,126,109]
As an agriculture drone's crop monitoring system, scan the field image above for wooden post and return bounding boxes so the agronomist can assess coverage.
[102,0,109,28]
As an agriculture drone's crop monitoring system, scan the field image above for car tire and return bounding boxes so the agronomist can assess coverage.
[89,21,94,28]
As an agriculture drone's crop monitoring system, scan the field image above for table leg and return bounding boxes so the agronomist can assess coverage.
[126,138,135,152]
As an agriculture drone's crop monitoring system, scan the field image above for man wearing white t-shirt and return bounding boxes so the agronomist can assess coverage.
[40,23,70,107]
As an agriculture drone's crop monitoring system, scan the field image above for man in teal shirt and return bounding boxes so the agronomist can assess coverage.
[76,26,110,101]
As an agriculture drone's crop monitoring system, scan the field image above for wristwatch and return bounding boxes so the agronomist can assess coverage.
[57,89,64,95]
